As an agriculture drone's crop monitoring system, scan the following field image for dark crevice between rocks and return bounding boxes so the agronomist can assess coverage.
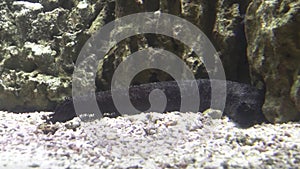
[235,23,251,84]
[115,0,142,17]
[165,0,182,15]
[59,0,74,11]
[236,0,252,84]
[144,0,160,12]
[131,69,175,86]
[104,1,116,24]
[211,0,252,84]
[201,0,218,40]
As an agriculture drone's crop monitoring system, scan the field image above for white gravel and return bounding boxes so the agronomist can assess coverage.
[0,111,300,169]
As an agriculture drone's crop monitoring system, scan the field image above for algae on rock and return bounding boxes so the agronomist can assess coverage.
[245,0,300,122]
[0,0,112,112]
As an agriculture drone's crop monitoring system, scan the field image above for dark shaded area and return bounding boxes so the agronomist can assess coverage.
[49,79,268,128]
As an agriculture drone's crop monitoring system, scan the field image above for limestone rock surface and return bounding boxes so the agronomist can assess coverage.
[0,0,113,111]
[245,0,300,122]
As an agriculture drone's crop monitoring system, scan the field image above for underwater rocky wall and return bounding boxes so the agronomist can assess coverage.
[245,0,300,123]
[0,0,299,123]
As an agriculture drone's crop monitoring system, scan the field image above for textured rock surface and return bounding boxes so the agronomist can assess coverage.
[0,0,114,111]
[96,0,253,90]
[213,0,251,83]
[245,0,300,123]
[0,0,253,112]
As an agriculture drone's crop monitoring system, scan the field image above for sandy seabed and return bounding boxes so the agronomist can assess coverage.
[0,111,299,169]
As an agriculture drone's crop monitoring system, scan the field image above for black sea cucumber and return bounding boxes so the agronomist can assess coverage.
[48,79,268,127]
